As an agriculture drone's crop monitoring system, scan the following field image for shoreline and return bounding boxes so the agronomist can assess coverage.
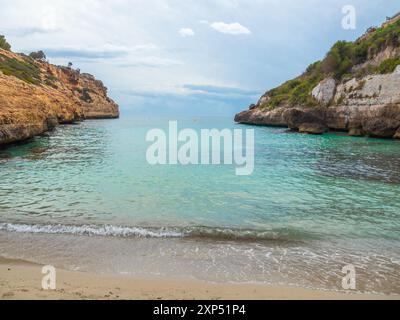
[1,257,398,300]
[234,106,400,139]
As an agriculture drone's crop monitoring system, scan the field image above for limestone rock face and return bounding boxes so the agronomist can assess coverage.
[311,78,336,106]
[0,48,119,146]
[327,104,400,138]
[234,15,400,139]
[235,67,400,139]
[334,70,400,106]
[235,103,400,138]
[284,108,327,130]
[363,118,400,138]
[234,108,287,127]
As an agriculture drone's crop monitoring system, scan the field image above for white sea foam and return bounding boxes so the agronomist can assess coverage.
[0,222,184,238]
[0,222,315,242]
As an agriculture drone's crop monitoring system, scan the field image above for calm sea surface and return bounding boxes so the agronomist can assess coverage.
[1,116,400,294]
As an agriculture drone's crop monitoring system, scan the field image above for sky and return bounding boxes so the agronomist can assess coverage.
[0,0,399,116]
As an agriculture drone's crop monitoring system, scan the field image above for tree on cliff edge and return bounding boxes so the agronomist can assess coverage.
[29,50,47,61]
[0,35,11,51]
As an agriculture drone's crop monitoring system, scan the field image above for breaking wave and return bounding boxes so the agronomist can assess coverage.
[0,222,316,242]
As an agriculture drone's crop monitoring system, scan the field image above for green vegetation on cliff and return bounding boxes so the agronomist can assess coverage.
[261,18,400,110]
[265,74,322,109]
[0,53,41,85]
[376,57,400,74]
[0,35,11,51]
[80,87,93,103]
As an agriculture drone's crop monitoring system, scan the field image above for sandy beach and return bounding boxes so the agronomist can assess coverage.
[0,258,398,300]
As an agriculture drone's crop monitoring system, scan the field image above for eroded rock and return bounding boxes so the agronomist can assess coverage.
[284,108,326,130]
[363,118,400,138]
[312,78,336,106]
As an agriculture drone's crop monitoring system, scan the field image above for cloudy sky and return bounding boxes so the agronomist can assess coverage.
[0,0,399,116]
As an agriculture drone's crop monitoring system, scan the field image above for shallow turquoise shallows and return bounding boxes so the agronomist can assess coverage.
[1,116,400,294]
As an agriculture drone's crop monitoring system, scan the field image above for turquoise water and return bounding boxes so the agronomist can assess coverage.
[1,116,400,294]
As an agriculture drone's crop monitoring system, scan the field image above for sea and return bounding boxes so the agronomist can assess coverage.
[1,115,399,294]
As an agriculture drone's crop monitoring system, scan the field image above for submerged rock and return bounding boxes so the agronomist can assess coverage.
[348,127,366,137]
[298,123,327,135]
[394,128,400,139]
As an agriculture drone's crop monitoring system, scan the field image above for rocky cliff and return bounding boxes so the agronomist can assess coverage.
[0,43,119,147]
[235,14,400,139]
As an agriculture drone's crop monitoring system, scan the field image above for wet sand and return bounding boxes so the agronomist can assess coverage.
[0,258,398,300]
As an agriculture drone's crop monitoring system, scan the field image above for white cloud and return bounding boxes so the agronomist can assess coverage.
[1,0,391,115]
[179,28,195,37]
[39,43,159,60]
[40,6,58,31]
[210,22,251,35]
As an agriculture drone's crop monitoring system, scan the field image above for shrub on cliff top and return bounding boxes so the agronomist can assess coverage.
[322,41,355,79]
[0,35,11,51]
[29,50,47,61]
[321,18,400,80]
